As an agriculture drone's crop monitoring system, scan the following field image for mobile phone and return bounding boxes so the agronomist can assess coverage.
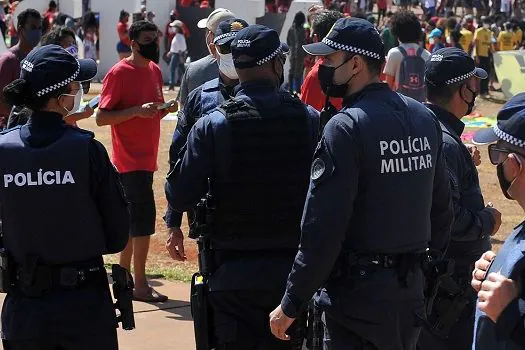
[87,95,100,109]
[157,100,177,110]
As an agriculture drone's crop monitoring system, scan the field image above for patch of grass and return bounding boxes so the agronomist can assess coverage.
[103,255,197,283]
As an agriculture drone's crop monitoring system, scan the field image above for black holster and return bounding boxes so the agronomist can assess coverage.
[424,276,475,339]
[190,273,213,350]
[0,249,12,293]
[111,264,135,330]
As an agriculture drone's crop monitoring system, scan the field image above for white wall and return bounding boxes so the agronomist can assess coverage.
[215,0,264,25]
[59,0,83,19]
[91,0,140,80]
[12,0,48,28]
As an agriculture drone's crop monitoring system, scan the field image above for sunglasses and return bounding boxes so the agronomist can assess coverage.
[488,144,525,165]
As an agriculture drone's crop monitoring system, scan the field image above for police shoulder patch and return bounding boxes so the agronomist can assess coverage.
[311,158,325,180]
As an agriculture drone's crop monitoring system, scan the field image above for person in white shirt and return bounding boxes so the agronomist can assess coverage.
[167,21,187,90]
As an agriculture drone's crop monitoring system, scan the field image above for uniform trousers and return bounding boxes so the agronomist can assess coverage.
[2,329,118,350]
[209,290,304,350]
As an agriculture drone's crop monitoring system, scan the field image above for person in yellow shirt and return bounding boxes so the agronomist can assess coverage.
[513,24,523,49]
[497,22,515,51]
[474,17,493,96]
[459,22,474,53]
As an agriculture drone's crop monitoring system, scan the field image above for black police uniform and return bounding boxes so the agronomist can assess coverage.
[418,48,492,350]
[165,24,319,349]
[281,18,453,350]
[164,18,247,230]
[0,45,129,350]
[165,77,236,229]
[470,93,525,350]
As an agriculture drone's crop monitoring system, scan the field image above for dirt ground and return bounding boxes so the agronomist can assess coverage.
[78,89,522,278]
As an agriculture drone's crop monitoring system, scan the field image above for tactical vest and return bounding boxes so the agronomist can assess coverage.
[211,96,312,250]
[0,127,106,265]
[200,78,226,115]
[438,120,491,260]
[339,86,442,254]
[473,223,525,350]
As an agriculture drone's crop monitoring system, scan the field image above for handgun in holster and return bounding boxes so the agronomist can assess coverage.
[0,248,12,293]
[190,179,215,350]
[422,250,454,316]
[112,264,135,330]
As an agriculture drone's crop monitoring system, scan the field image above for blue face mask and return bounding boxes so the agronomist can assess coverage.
[24,29,42,48]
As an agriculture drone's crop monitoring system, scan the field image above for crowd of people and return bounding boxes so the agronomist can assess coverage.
[3,1,525,350]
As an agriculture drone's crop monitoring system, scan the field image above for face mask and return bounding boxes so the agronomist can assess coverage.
[318,58,354,98]
[217,50,238,79]
[138,41,159,62]
[446,36,451,44]
[483,23,490,29]
[497,156,522,200]
[65,45,78,58]
[24,28,42,47]
[460,84,477,115]
[60,88,83,116]
[429,37,435,44]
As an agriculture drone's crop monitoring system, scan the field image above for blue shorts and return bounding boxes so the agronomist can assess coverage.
[116,42,131,54]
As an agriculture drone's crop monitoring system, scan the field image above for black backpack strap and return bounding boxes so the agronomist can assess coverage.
[416,47,424,57]
[398,46,408,57]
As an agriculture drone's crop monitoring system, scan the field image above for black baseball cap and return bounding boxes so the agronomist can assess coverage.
[213,18,249,46]
[231,24,289,69]
[302,17,384,60]
[425,47,487,87]
[20,44,97,98]
[473,93,525,146]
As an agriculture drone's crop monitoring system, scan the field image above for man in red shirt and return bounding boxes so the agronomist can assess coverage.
[0,8,41,129]
[96,20,177,302]
[300,10,343,112]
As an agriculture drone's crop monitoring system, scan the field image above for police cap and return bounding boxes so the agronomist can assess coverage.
[473,93,525,147]
[20,44,97,98]
[214,18,249,46]
[231,24,289,69]
[425,47,487,87]
[301,17,384,60]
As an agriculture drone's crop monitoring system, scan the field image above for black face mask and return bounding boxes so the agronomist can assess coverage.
[497,163,514,199]
[273,59,285,88]
[460,84,477,115]
[138,41,159,62]
[318,58,355,98]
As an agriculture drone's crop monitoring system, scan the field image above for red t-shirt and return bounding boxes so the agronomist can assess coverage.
[0,46,22,125]
[117,22,131,46]
[300,60,343,112]
[99,59,165,173]
[378,0,387,9]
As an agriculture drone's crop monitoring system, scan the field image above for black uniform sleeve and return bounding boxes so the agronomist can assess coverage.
[442,142,495,241]
[495,297,525,345]
[89,139,129,254]
[429,134,453,255]
[164,89,202,228]
[281,115,359,318]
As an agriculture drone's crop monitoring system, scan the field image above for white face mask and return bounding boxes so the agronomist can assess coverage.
[60,88,83,116]
[216,49,238,80]
[429,37,435,44]
[483,23,490,29]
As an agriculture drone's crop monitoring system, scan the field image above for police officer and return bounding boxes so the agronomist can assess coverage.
[165,25,319,348]
[269,18,453,349]
[0,45,129,349]
[469,93,525,350]
[417,47,500,350]
[165,18,249,259]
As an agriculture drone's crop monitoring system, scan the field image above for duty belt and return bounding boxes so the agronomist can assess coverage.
[14,262,107,297]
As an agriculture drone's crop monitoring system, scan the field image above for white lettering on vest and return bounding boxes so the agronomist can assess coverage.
[3,170,76,188]
[379,136,433,174]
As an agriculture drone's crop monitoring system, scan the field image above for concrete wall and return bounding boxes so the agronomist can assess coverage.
[59,0,83,19]
[216,0,264,25]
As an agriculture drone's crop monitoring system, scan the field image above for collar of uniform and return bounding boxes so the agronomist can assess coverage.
[342,83,389,107]
[235,79,277,96]
[426,103,465,137]
[27,111,65,128]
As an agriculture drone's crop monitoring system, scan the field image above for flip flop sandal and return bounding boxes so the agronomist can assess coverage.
[133,287,168,303]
